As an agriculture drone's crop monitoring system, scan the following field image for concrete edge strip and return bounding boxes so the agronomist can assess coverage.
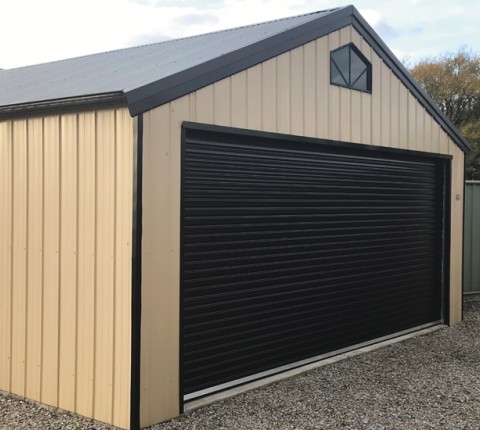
[185,324,445,412]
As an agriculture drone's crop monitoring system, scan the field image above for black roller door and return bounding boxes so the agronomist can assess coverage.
[181,124,448,400]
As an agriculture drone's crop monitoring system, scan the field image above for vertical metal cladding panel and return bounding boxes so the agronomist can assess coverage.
[181,127,446,397]
[0,108,133,429]
[464,181,480,294]
[0,120,13,393]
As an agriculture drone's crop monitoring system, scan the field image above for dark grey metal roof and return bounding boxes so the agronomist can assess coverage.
[0,8,338,109]
[0,5,470,152]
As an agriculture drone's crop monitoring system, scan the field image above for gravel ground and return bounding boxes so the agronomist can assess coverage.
[1,296,479,430]
[0,394,114,430]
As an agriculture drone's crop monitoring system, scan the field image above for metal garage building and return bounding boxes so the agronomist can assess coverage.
[0,5,469,430]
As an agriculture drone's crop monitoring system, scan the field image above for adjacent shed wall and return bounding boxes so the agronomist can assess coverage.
[141,25,464,427]
[0,107,134,429]
[464,181,480,294]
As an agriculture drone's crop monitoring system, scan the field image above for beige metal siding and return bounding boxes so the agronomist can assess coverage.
[449,143,464,324]
[0,108,133,429]
[0,121,13,393]
[141,103,183,427]
[141,25,464,426]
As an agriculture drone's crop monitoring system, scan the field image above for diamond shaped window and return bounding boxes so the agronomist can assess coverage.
[330,44,371,92]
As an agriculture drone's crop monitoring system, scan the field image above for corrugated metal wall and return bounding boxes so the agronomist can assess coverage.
[464,181,480,294]
[140,25,464,426]
[0,107,133,429]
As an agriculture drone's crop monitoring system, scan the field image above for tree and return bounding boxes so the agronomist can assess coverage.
[409,49,480,179]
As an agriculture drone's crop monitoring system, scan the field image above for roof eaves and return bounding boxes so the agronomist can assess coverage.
[349,8,470,153]
[0,92,127,119]
[125,6,355,116]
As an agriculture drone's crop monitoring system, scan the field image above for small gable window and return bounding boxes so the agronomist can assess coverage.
[330,44,371,92]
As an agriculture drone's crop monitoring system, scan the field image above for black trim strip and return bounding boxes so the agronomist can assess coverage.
[130,114,143,430]
[0,92,126,119]
[179,125,187,414]
[462,156,466,320]
[442,160,452,325]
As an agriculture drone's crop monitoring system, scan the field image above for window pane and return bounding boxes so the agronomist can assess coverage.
[350,49,367,83]
[331,62,347,86]
[352,70,368,91]
[331,47,350,82]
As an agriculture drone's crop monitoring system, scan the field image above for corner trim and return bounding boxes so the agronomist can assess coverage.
[461,156,466,320]
[130,114,143,430]
[179,124,187,414]
[442,159,452,325]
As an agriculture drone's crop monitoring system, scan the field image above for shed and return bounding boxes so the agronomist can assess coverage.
[0,5,468,430]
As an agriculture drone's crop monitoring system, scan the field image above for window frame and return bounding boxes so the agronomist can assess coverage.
[330,43,372,93]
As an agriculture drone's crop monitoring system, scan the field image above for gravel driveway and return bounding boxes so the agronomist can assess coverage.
[2,296,479,430]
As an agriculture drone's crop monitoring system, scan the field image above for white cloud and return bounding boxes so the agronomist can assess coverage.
[175,13,219,26]
[1,0,479,69]
[359,9,399,41]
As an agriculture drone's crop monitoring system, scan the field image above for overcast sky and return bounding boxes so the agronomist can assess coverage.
[1,0,479,70]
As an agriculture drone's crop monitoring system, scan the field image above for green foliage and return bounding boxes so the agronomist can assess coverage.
[409,49,480,179]
[466,139,480,179]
